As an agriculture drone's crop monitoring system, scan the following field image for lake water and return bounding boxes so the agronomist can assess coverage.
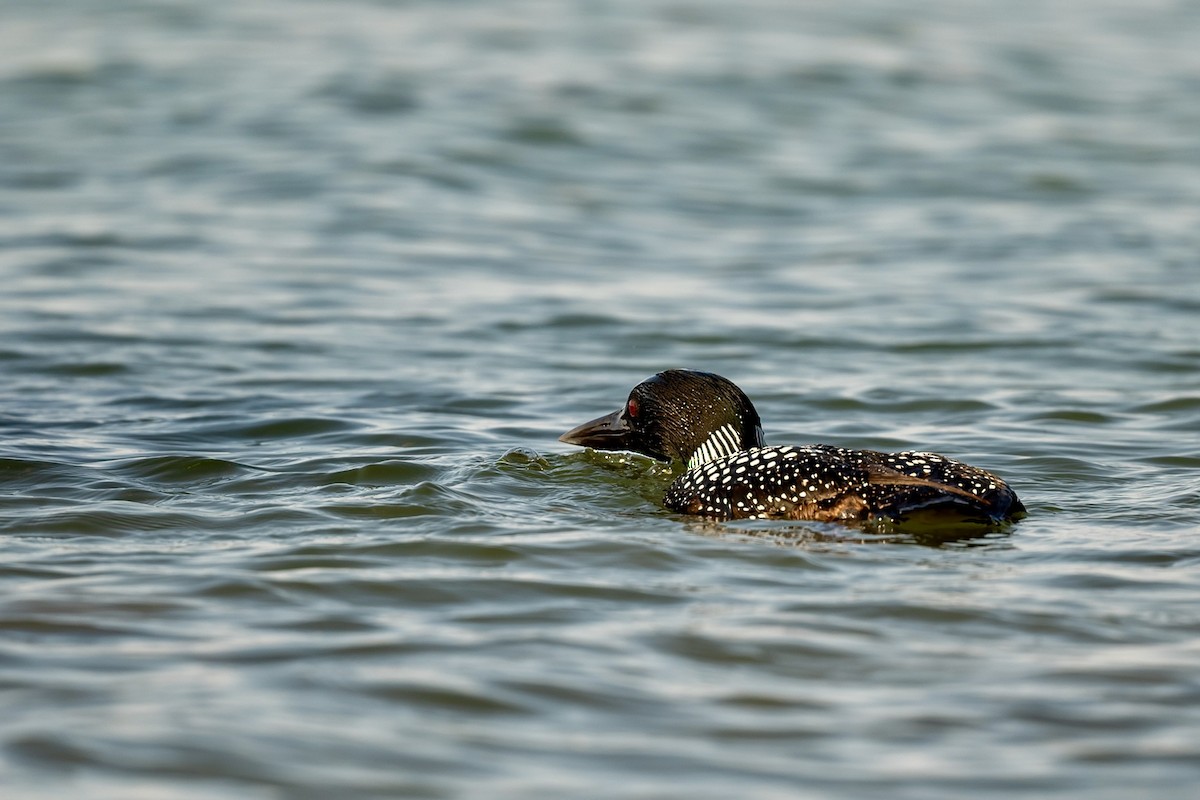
[2,1,1199,797]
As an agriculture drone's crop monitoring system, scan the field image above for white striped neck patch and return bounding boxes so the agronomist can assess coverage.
[687,423,744,470]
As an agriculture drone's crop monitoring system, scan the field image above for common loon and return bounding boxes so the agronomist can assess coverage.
[559,369,1025,525]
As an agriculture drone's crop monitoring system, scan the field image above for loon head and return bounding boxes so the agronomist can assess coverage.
[559,369,765,468]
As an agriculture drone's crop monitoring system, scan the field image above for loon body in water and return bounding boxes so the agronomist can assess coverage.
[560,370,1025,525]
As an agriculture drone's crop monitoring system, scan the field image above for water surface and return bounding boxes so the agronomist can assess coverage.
[2,1,1199,798]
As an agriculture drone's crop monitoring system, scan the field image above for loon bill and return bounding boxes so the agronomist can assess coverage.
[559,369,1025,525]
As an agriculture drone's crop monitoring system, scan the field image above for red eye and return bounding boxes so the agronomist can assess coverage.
[627,398,639,418]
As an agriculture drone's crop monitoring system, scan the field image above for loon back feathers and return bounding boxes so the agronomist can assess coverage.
[560,369,1025,525]
[664,444,1020,523]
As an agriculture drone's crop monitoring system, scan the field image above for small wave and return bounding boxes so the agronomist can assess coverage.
[13,506,214,537]
[325,459,443,487]
[110,455,260,486]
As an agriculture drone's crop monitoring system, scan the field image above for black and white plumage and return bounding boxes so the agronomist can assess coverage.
[560,370,1025,525]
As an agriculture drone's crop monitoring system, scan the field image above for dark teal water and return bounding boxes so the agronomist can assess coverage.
[3,1,1200,797]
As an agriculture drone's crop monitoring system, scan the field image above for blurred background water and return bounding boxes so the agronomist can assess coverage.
[2,0,1199,797]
